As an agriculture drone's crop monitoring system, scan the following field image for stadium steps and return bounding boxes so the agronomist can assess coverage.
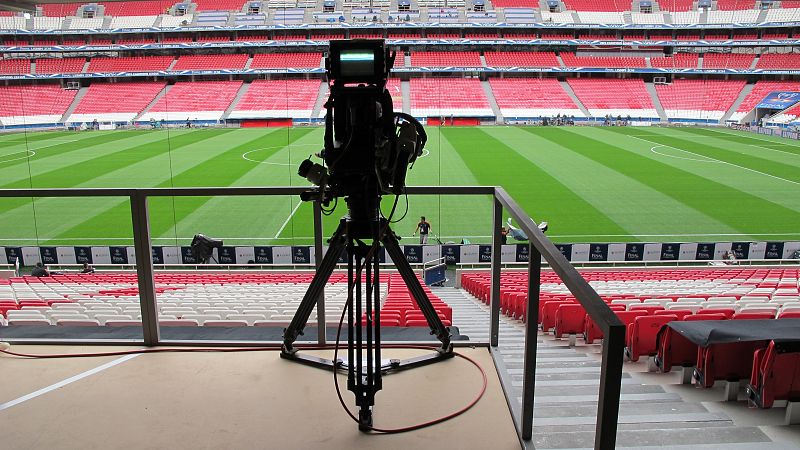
[555,53,566,68]
[221,81,251,120]
[81,60,89,73]
[481,80,504,124]
[24,14,32,29]
[433,287,775,449]
[29,60,36,75]
[152,15,163,27]
[558,80,591,117]
[310,80,329,119]
[243,55,253,70]
[698,54,704,69]
[401,80,411,114]
[645,81,668,122]
[404,52,411,68]
[62,17,72,30]
[645,57,652,68]
[166,57,178,71]
[699,8,708,24]
[133,84,173,122]
[59,86,89,123]
[721,82,755,123]
[101,16,113,29]
[750,54,760,69]
[757,7,769,23]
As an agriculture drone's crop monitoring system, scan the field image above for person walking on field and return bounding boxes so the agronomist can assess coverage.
[414,216,432,244]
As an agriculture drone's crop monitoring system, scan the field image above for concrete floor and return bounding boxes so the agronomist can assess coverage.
[0,345,519,450]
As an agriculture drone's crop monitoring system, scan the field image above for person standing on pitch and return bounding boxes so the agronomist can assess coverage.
[414,216,432,244]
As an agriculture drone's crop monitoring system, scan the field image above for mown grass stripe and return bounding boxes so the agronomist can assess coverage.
[492,127,741,240]
[678,127,800,153]
[53,128,313,244]
[0,130,153,169]
[610,127,800,182]
[545,127,800,236]
[444,127,628,238]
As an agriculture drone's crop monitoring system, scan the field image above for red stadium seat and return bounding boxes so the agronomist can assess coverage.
[747,340,800,408]
[732,312,776,320]
[695,340,769,388]
[554,304,586,338]
[626,315,678,362]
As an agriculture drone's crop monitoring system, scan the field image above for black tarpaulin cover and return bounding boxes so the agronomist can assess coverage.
[667,319,800,347]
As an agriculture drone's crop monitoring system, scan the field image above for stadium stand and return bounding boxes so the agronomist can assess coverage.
[650,53,699,69]
[562,0,628,11]
[730,80,800,122]
[108,15,159,28]
[0,58,31,74]
[0,85,78,126]
[229,79,322,119]
[656,79,747,121]
[68,81,167,123]
[489,77,585,118]
[87,55,174,72]
[409,78,492,118]
[139,80,243,121]
[561,53,647,68]
[484,51,560,67]
[249,52,322,69]
[702,53,756,69]
[747,340,800,409]
[34,57,86,74]
[756,53,800,69]
[172,54,249,70]
[566,78,657,119]
[101,0,169,16]
[410,51,482,67]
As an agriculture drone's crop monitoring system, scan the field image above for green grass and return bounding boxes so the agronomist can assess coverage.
[1,125,799,246]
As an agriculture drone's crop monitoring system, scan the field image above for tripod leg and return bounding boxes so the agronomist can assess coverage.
[382,227,452,352]
[282,220,348,353]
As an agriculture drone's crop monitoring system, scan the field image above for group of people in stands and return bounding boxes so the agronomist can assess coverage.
[31,262,95,277]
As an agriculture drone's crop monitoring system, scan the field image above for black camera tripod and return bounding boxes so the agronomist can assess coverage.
[281,211,454,431]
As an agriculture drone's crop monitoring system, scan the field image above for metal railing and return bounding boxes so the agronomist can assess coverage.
[0,185,625,449]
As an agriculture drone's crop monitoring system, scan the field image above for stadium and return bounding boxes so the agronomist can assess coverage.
[1,0,800,448]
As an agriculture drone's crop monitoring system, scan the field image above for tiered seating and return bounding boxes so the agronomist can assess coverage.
[671,11,701,24]
[172,54,249,70]
[229,79,321,119]
[561,53,647,68]
[101,1,168,16]
[0,85,78,126]
[39,2,83,16]
[0,58,31,74]
[159,14,193,27]
[31,16,63,29]
[731,80,800,121]
[69,17,104,29]
[87,55,174,72]
[0,16,26,29]
[108,15,159,28]
[656,0,694,11]
[250,53,321,69]
[484,52,560,67]
[716,0,755,9]
[764,7,800,22]
[409,78,492,117]
[68,81,167,123]
[707,9,760,24]
[140,80,243,121]
[193,0,247,10]
[575,11,626,24]
[766,102,800,125]
[567,78,658,118]
[703,53,756,69]
[410,52,482,67]
[486,0,537,6]
[756,53,800,69]
[489,78,585,118]
[35,57,86,74]
[540,11,574,23]
[0,272,452,329]
[656,79,746,121]
[650,53,699,69]
[562,0,628,11]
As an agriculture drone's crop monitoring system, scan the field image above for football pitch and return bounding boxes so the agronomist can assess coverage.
[1,125,799,247]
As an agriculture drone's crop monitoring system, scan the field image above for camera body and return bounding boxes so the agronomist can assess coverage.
[299,40,426,217]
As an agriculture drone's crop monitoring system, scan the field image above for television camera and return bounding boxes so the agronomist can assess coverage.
[283,40,453,432]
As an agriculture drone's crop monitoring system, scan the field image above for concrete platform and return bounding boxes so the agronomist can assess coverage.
[0,346,518,450]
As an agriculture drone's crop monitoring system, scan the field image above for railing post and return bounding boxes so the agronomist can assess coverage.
[130,191,159,346]
[490,195,502,347]
[595,323,625,449]
[521,244,541,440]
[314,200,326,345]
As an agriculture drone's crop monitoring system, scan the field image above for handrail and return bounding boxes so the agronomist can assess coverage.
[0,185,622,449]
